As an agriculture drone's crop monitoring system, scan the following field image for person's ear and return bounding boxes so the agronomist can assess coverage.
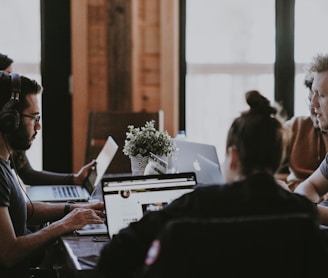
[227,146,239,170]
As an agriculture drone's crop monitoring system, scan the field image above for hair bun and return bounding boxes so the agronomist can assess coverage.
[245,90,276,116]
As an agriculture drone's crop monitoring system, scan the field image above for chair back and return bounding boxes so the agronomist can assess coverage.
[85,110,164,174]
[142,214,328,278]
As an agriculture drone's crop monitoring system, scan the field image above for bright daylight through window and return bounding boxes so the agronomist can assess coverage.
[186,0,328,163]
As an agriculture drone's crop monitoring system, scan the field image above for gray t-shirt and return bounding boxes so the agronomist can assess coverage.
[0,158,30,277]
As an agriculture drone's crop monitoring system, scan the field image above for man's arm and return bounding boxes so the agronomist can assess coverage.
[26,201,105,225]
[0,202,104,268]
[294,167,328,203]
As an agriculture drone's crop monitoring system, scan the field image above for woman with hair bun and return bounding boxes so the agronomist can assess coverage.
[97,90,320,278]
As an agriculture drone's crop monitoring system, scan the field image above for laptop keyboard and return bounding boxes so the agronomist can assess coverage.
[74,223,108,235]
[53,186,79,198]
[82,223,107,230]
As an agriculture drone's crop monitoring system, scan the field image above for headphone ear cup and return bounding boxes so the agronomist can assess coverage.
[0,100,20,133]
[0,72,21,133]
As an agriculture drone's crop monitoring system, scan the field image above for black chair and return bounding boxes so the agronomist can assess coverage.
[141,214,328,278]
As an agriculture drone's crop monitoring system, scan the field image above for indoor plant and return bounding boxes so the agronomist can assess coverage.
[123,120,176,175]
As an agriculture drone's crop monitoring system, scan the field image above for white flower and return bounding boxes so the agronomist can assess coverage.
[123,120,176,157]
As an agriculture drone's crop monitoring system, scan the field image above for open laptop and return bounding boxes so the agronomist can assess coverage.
[75,172,197,236]
[26,136,118,202]
[103,172,197,238]
[173,139,223,185]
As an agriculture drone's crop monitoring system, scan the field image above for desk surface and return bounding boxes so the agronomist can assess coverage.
[58,173,131,275]
[60,234,109,273]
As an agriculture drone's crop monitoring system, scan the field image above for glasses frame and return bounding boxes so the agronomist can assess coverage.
[21,113,41,124]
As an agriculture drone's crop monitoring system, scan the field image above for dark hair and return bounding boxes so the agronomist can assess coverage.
[303,64,314,90]
[0,53,13,70]
[0,71,42,113]
[226,90,285,175]
[304,73,313,90]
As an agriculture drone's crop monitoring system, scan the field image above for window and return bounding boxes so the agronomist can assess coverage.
[186,0,275,162]
[0,0,42,170]
[294,0,328,115]
[186,0,328,163]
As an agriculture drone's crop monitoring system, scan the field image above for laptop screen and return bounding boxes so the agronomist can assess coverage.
[173,139,223,185]
[102,172,197,238]
[83,136,118,195]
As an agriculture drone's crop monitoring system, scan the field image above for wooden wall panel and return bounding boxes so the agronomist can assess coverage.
[71,0,109,170]
[71,0,179,171]
[71,0,89,171]
[132,0,161,113]
[160,0,179,136]
[88,0,109,110]
[107,0,132,111]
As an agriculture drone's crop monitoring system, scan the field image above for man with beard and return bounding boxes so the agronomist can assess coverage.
[295,53,328,225]
[276,69,328,193]
[0,52,96,187]
[0,71,104,277]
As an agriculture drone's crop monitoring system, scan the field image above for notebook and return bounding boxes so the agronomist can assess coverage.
[172,139,223,185]
[26,136,118,202]
[76,172,197,237]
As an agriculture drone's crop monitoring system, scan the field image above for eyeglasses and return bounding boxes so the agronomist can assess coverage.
[21,113,41,125]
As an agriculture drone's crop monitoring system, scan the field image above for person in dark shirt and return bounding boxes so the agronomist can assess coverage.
[0,52,95,186]
[97,90,319,277]
[0,71,104,277]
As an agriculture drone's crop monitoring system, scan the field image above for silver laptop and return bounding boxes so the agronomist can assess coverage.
[75,172,197,237]
[26,136,118,202]
[173,139,223,185]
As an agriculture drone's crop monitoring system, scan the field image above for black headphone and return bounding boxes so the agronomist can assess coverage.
[0,71,21,133]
